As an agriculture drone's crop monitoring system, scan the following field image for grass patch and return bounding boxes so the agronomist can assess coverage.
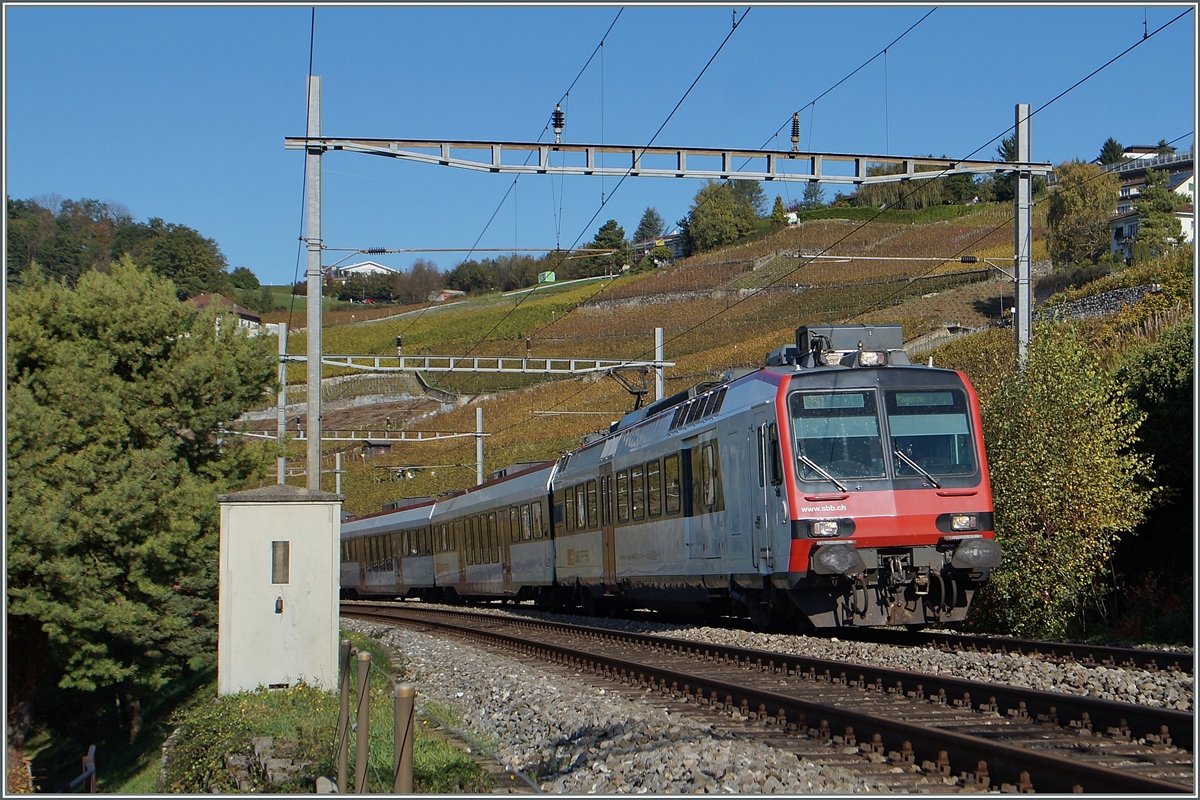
[156,628,490,793]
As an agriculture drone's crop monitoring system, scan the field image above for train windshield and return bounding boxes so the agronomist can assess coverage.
[884,390,976,475]
[789,390,887,480]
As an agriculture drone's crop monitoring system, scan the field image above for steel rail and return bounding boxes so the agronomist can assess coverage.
[832,626,1193,675]
[344,605,1189,794]
[346,603,1194,751]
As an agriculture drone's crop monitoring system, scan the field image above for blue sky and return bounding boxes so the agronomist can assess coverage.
[5,4,1196,286]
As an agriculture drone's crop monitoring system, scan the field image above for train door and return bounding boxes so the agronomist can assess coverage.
[600,462,617,591]
[752,407,783,573]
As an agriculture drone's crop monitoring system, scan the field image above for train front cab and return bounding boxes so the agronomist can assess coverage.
[770,341,1001,629]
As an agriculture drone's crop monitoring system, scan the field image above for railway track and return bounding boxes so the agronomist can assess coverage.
[544,604,1193,676]
[833,626,1193,676]
[344,601,1193,794]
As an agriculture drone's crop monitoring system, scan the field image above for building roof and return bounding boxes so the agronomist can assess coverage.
[337,260,399,276]
[188,293,261,323]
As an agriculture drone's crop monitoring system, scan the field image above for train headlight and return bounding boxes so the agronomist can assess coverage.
[810,542,866,576]
[809,520,841,538]
[950,514,977,531]
[857,350,886,366]
[950,537,1002,569]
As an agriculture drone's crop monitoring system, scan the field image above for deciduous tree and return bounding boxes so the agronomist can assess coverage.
[680,181,758,254]
[1046,160,1120,267]
[933,326,1154,638]
[6,259,276,744]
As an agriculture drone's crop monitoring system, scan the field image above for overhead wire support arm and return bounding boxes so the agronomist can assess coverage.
[280,353,675,375]
[283,137,1052,185]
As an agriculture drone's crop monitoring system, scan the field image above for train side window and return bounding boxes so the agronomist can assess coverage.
[553,495,564,531]
[705,388,724,419]
[453,519,462,551]
[489,514,499,562]
[586,480,598,528]
[757,425,766,488]
[703,444,717,505]
[574,484,586,530]
[532,501,544,539]
[420,527,429,555]
[521,504,532,540]
[565,488,576,532]
[499,507,512,542]
[631,464,646,520]
[647,459,662,517]
[616,470,630,523]
[768,422,784,486]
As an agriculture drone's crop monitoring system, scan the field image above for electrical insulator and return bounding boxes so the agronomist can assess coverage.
[791,113,801,152]
[365,247,387,254]
[552,103,565,144]
[960,255,978,264]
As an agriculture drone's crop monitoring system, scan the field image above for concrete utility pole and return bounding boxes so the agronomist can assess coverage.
[476,407,484,486]
[654,327,664,402]
[305,76,323,491]
[276,323,288,484]
[1014,103,1033,361]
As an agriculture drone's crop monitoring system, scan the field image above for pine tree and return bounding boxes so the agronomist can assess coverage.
[632,207,666,244]
[1098,137,1126,165]
[6,259,277,743]
[770,195,788,226]
[1132,169,1185,262]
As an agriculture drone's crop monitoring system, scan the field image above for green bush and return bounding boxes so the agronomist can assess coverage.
[932,325,1155,638]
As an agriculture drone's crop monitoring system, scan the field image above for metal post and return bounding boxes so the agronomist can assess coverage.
[354,651,371,793]
[337,640,352,794]
[1014,103,1032,362]
[392,684,416,793]
[654,327,664,402]
[335,452,342,496]
[476,407,484,486]
[276,323,288,484]
[83,745,96,794]
[305,75,324,491]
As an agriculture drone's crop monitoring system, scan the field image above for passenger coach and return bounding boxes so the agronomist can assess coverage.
[340,324,1001,631]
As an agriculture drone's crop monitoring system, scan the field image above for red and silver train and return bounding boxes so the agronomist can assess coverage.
[341,324,1001,630]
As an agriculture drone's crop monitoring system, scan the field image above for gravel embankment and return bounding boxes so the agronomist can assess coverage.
[343,608,1192,792]
[342,619,879,794]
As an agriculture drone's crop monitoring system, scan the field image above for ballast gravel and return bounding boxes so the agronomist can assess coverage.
[419,603,1194,712]
[342,606,1192,793]
[341,619,879,794]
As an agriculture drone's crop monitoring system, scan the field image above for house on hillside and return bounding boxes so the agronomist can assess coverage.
[630,232,685,262]
[428,288,467,303]
[1108,204,1194,264]
[188,293,263,334]
[1101,147,1194,263]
